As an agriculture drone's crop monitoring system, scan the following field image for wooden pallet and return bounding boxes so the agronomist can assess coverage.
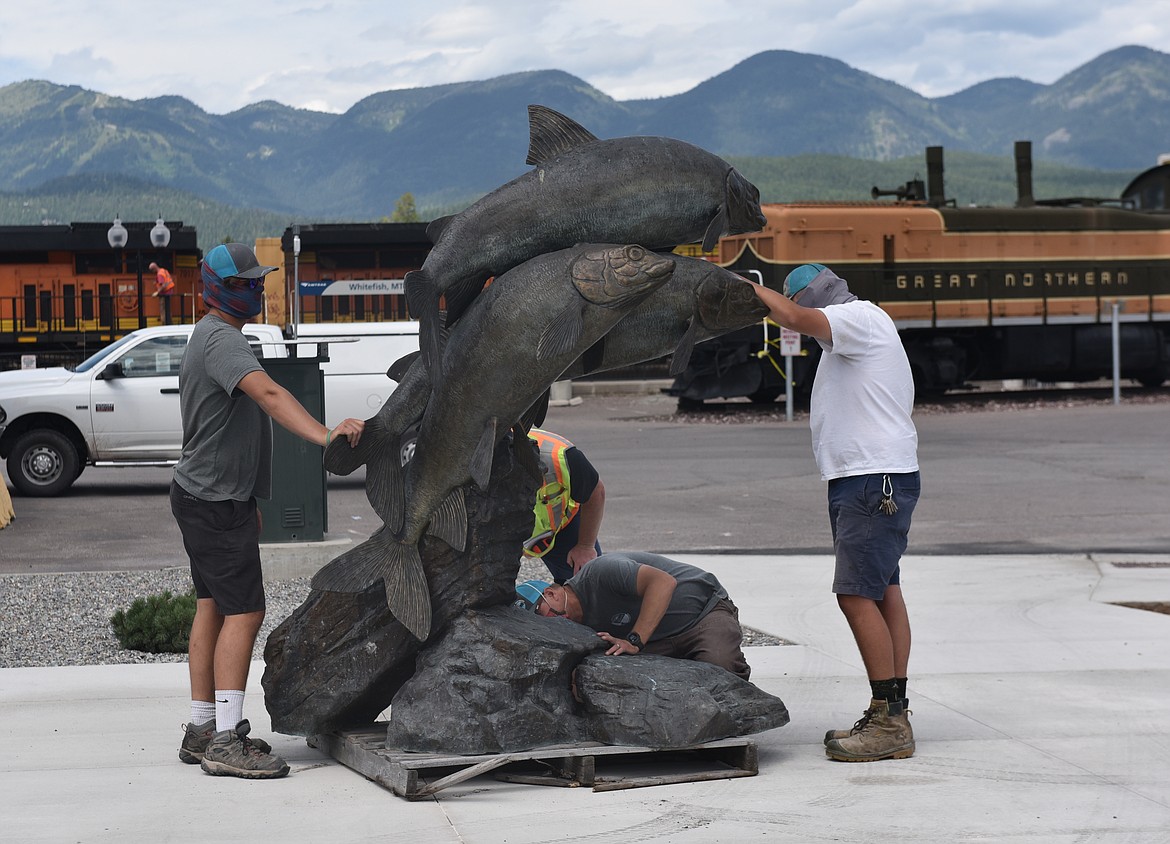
[311,725,758,800]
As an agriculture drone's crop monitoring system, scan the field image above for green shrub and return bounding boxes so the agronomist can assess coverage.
[110,590,197,653]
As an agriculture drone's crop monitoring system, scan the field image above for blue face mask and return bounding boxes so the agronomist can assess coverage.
[201,263,264,319]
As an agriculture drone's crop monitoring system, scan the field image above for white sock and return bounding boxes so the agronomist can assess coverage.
[214,690,245,733]
[191,700,215,726]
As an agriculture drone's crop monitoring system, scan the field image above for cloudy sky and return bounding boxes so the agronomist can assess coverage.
[1,1,1167,115]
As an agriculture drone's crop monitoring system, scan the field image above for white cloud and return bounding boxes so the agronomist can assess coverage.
[0,0,1167,113]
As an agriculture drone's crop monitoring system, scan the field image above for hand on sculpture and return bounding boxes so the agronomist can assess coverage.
[329,418,365,448]
[597,631,640,656]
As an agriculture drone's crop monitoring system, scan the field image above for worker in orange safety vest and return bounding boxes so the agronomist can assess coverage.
[150,262,176,324]
[523,428,605,583]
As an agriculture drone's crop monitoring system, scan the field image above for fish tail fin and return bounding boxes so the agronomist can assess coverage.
[426,487,467,551]
[324,412,384,476]
[443,278,486,326]
[310,529,392,594]
[670,315,700,376]
[406,270,444,384]
[382,542,432,640]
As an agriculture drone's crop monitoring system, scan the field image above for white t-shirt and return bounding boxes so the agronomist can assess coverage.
[809,300,919,481]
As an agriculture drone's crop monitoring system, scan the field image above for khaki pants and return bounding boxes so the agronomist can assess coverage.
[642,599,751,681]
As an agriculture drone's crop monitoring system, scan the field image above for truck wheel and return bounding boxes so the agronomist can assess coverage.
[7,429,80,497]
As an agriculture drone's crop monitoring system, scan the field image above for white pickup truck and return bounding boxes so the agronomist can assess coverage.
[0,321,419,496]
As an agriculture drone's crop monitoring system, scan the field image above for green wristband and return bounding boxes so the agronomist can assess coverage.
[325,430,332,448]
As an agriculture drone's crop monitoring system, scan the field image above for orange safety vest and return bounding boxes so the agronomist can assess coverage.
[523,428,580,558]
[155,267,175,295]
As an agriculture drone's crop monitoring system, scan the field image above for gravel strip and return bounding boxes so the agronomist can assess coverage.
[1,561,787,668]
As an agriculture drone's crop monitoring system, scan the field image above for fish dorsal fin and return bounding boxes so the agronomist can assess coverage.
[511,424,545,483]
[425,487,467,552]
[702,205,729,252]
[310,529,392,593]
[387,350,421,383]
[425,215,455,245]
[469,417,498,490]
[526,104,599,166]
[381,541,432,640]
[670,314,701,377]
[537,302,585,361]
[519,389,551,432]
[580,336,606,375]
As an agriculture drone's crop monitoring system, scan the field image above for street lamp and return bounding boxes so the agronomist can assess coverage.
[106,217,129,330]
[150,216,172,322]
[107,215,170,329]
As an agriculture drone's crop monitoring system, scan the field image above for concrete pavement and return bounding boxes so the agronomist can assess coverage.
[3,551,1170,842]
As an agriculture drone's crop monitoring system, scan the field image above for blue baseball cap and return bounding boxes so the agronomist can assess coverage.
[204,242,277,280]
[782,263,828,298]
[514,579,551,612]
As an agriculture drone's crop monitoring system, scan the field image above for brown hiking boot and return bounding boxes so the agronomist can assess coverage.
[824,698,910,745]
[824,698,914,762]
[199,719,290,779]
[179,718,272,764]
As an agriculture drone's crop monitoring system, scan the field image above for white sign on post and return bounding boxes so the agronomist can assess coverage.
[779,327,801,355]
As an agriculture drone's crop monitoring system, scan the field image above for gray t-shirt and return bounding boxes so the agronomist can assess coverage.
[565,551,728,641]
[173,314,271,501]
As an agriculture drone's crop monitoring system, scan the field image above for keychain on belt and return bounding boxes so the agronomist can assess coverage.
[879,474,899,515]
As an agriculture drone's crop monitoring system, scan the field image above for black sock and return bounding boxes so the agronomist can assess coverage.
[895,677,908,702]
[870,678,899,704]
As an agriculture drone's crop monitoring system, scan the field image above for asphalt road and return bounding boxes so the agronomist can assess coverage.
[2,391,1168,574]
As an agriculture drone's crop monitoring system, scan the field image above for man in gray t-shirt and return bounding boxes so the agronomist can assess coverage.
[170,243,366,780]
[535,551,750,680]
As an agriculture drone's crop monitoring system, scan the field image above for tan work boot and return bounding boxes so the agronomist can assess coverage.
[824,698,910,745]
[824,698,914,762]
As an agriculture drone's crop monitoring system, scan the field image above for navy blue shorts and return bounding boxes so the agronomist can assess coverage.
[170,481,266,615]
[827,471,920,600]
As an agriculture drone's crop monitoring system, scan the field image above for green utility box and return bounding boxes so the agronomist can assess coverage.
[257,348,328,543]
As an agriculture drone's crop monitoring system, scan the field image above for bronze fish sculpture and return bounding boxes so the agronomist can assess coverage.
[312,244,675,639]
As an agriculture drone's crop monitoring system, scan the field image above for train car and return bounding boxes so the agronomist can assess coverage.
[269,222,430,331]
[667,143,1170,404]
[0,220,429,370]
[0,220,201,369]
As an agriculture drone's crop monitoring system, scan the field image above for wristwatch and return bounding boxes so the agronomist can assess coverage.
[626,632,643,650]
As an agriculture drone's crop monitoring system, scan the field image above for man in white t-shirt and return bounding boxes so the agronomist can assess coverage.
[752,263,921,763]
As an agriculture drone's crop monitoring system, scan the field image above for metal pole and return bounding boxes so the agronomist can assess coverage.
[136,251,146,330]
[784,349,794,422]
[292,227,301,336]
[1111,301,1121,406]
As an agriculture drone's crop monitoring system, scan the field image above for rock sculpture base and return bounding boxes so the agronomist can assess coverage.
[263,438,789,751]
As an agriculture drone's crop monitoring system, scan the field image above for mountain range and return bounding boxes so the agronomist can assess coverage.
[0,45,1165,242]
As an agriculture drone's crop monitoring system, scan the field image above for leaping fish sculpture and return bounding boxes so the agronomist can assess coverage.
[561,258,773,381]
[312,244,675,639]
[405,104,767,385]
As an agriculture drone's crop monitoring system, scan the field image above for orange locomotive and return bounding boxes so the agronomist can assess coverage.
[0,220,201,368]
[668,142,1170,403]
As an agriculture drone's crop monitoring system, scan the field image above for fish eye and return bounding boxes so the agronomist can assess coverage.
[627,246,645,259]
